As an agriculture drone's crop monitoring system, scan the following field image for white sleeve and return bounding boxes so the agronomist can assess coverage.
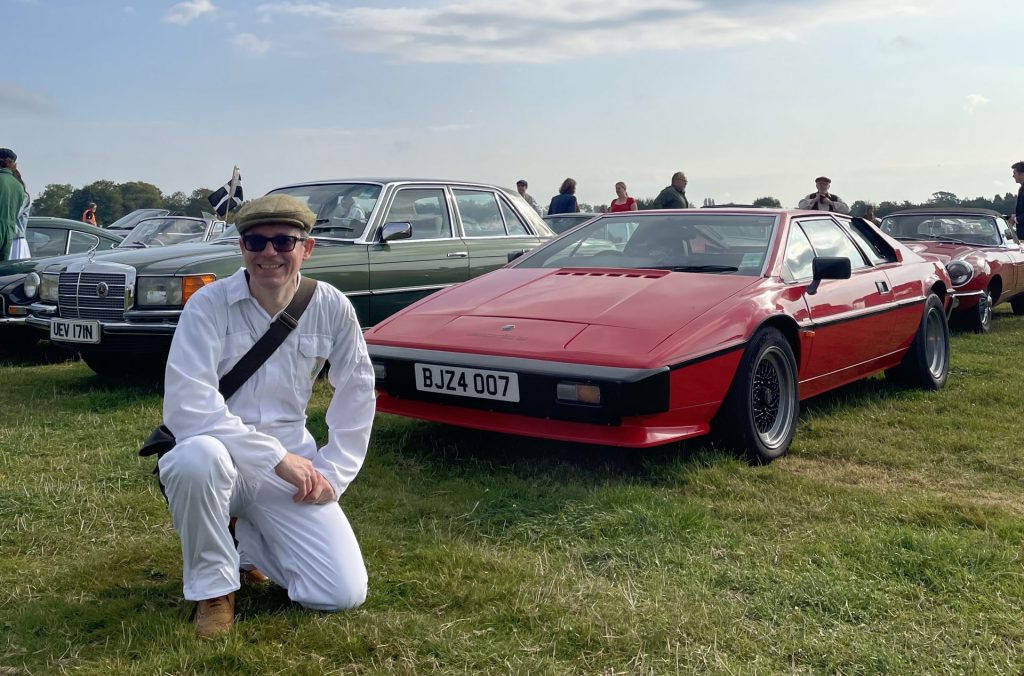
[312,293,376,496]
[797,196,815,209]
[833,197,851,215]
[163,289,288,483]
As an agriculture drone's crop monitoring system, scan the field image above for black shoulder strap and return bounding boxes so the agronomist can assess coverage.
[217,276,318,400]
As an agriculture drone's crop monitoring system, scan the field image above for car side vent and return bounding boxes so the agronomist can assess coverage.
[554,270,665,279]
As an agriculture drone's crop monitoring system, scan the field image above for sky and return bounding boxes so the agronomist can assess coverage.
[4,0,1023,209]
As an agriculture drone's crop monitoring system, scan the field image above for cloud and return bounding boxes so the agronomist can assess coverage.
[964,94,989,113]
[232,33,271,56]
[0,83,58,115]
[164,0,216,26]
[124,6,136,14]
[878,34,917,52]
[254,0,929,64]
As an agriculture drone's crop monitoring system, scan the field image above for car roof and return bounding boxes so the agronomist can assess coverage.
[887,207,1003,217]
[271,178,522,192]
[27,216,123,239]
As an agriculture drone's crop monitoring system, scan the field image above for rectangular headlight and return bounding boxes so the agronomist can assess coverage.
[137,275,216,306]
[40,274,59,301]
[556,382,602,405]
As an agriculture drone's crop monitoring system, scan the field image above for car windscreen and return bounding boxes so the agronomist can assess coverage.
[119,217,209,247]
[880,214,1001,245]
[543,215,593,234]
[516,213,777,276]
[106,209,169,231]
[268,183,382,240]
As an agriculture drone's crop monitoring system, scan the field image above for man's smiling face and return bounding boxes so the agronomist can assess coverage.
[239,223,315,293]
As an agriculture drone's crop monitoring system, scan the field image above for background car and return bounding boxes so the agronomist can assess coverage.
[880,207,1024,332]
[26,178,554,376]
[542,212,600,234]
[366,209,952,464]
[0,218,122,351]
[104,208,172,233]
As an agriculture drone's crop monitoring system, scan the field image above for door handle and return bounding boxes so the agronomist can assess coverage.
[446,251,469,258]
[875,280,890,293]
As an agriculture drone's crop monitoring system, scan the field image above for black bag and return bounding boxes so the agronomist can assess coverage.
[138,277,318,460]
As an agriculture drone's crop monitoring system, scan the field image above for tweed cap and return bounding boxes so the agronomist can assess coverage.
[234,194,316,234]
[814,176,832,183]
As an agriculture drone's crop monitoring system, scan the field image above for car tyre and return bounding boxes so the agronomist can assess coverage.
[966,287,993,333]
[886,293,949,390]
[716,327,799,465]
[1011,296,1024,316]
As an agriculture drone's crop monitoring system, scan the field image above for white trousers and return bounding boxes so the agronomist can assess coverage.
[158,435,367,610]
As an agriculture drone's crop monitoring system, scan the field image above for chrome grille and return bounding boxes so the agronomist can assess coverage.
[58,272,127,321]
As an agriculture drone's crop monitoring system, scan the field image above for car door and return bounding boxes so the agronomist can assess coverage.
[451,188,545,279]
[367,186,470,325]
[994,216,1024,297]
[787,217,897,385]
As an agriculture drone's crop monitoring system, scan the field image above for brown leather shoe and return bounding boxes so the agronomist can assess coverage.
[240,567,270,586]
[194,592,235,638]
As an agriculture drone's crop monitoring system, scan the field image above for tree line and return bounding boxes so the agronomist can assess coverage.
[31,180,1019,225]
[31,181,216,225]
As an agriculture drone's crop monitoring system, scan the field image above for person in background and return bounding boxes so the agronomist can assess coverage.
[81,202,98,226]
[1010,162,1024,239]
[609,181,638,212]
[9,167,31,259]
[652,172,692,209]
[516,180,541,215]
[548,178,579,215]
[798,176,850,214]
[863,203,880,225]
[0,148,22,261]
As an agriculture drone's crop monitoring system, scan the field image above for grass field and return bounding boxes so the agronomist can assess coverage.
[2,310,1024,674]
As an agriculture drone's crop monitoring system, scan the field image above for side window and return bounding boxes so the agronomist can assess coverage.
[800,218,870,269]
[385,189,452,240]
[844,218,896,264]
[453,190,506,237]
[782,223,815,282]
[498,198,529,235]
[26,227,69,257]
[68,231,100,254]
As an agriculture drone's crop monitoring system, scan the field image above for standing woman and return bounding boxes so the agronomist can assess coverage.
[548,178,579,215]
[609,181,638,212]
[9,168,30,260]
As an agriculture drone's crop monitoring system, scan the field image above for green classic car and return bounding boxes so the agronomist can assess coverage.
[0,217,122,351]
[25,179,554,376]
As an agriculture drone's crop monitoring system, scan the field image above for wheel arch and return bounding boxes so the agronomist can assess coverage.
[754,315,801,367]
[988,275,1003,303]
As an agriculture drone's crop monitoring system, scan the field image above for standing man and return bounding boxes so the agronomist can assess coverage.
[0,148,22,261]
[652,172,692,209]
[516,179,541,214]
[81,202,98,226]
[1010,162,1024,239]
[798,176,850,214]
[158,194,376,637]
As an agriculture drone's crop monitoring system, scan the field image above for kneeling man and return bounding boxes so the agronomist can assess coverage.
[158,194,376,637]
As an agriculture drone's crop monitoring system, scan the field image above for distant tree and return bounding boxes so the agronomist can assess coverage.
[849,200,869,217]
[69,181,123,225]
[928,191,960,207]
[118,181,164,212]
[32,183,74,218]
[752,196,782,208]
[635,197,658,210]
[184,188,215,217]
[163,190,189,214]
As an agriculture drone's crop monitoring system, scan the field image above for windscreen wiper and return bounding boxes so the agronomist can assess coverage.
[658,265,740,272]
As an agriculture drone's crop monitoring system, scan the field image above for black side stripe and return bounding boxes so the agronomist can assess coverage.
[668,343,747,371]
[797,297,926,330]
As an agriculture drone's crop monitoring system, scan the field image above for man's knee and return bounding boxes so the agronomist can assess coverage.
[294,572,367,611]
[158,435,234,488]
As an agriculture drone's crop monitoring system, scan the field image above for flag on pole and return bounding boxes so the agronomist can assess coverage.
[208,166,243,217]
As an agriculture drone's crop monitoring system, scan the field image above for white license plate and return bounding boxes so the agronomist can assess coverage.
[414,363,520,402]
[50,318,101,344]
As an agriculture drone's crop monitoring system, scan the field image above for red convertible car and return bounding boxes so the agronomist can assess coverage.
[365,209,953,463]
[879,208,1024,332]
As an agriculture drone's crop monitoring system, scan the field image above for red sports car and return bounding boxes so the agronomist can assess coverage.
[365,209,953,463]
[879,208,1024,332]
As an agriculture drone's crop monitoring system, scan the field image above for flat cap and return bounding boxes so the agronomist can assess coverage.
[234,194,315,234]
[0,148,16,162]
[814,176,832,183]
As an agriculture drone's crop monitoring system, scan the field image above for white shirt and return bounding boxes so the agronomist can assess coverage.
[798,193,851,215]
[163,268,376,497]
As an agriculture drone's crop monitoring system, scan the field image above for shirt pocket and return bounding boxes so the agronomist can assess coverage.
[296,334,332,399]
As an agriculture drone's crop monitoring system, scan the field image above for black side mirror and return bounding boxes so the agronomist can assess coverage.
[380,222,412,242]
[806,256,851,295]
[507,249,526,263]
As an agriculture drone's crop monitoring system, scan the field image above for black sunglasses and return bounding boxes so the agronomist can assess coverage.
[241,234,309,252]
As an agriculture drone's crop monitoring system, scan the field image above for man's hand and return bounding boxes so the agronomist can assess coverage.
[275,452,336,504]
